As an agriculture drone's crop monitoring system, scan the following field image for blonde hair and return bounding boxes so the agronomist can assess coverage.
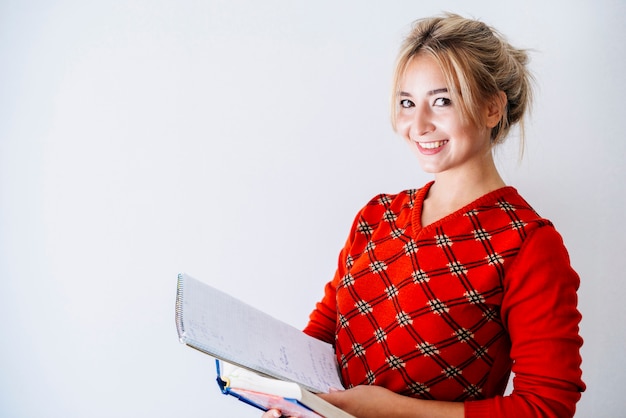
[391,13,533,148]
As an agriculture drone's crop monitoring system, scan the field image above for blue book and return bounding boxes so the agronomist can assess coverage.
[216,359,353,417]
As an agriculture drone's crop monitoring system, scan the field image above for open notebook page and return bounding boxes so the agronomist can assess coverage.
[176,273,344,393]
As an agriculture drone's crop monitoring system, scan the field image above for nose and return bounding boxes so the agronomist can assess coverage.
[413,104,435,137]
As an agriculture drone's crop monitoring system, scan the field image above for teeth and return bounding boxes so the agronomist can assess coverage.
[419,140,447,149]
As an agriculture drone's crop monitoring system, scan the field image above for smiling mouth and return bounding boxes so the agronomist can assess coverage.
[418,140,448,149]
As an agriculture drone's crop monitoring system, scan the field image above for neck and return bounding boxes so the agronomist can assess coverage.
[426,155,506,212]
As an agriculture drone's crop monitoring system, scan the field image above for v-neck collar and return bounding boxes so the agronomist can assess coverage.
[411,181,517,237]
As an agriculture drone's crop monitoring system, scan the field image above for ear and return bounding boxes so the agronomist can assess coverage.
[485,91,507,128]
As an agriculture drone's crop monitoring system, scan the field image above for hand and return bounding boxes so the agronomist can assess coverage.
[262,385,463,418]
[321,385,464,418]
[317,385,400,418]
[261,409,283,418]
[260,386,406,418]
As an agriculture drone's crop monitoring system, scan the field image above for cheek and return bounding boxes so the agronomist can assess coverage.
[394,113,412,138]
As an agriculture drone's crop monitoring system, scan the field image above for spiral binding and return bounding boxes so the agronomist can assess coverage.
[175,273,186,342]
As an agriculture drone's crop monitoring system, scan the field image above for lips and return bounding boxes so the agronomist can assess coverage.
[418,140,448,149]
[415,139,449,155]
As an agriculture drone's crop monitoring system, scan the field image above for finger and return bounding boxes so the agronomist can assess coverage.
[262,409,282,418]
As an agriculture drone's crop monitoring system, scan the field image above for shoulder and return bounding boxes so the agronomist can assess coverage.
[516,223,574,265]
[470,187,554,239]
[359,182,433,217]
[342,187,423,242]
[354,188,422,225]
[362,188,419,211]
[500,191,578,286]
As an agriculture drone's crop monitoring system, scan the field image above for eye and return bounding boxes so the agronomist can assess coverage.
[399,99,414,109]
[433,97,452,107]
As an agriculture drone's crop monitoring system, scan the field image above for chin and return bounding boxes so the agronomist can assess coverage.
[416,162,442,175]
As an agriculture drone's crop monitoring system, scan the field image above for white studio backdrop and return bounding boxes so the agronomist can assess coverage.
[1,1,624,417]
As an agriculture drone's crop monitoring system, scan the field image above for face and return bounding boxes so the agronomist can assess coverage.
[395,54,494,176]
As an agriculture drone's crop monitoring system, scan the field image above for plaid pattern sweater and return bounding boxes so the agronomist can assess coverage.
[304,182,585,417]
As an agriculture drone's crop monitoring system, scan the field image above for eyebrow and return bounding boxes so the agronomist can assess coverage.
[399,88,449,97]
[428,88,449,95]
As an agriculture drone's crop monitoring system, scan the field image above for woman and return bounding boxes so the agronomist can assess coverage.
[264,13,585,418]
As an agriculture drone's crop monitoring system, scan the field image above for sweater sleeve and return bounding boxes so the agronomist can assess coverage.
[303,220,358,345]
[302,268,341,344]
[465,225,585,417]
[304,238,355,344]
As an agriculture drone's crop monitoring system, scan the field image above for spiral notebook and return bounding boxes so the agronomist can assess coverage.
[175,273,354,417]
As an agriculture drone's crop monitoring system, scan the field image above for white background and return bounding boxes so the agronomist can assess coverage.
[1,1,624,417]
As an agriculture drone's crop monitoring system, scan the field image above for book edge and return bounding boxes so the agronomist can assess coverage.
[217,360,356,418]
[299,389,357,418]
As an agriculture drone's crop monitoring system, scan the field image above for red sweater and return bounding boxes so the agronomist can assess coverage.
[304,182,585,417]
